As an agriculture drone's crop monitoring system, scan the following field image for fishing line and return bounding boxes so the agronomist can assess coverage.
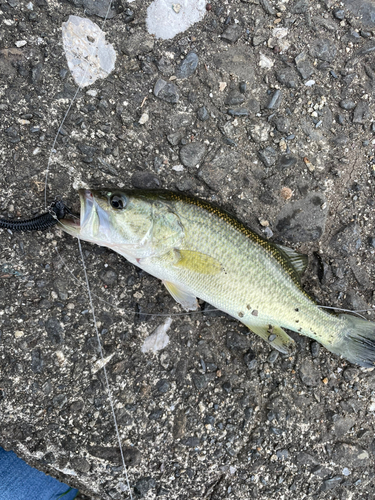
[43,2,134,497]
[77,239,133,500]
[54,244,223,318]
[54,242,375,322]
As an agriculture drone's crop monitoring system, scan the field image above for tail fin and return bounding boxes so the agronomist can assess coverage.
[325,314,375,367]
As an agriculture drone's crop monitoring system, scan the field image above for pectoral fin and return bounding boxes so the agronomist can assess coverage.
[247,324,295,354]
[165,249,223,275]
[163,281,199,311]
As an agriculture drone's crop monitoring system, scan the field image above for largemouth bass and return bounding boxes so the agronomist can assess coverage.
[61,189,375,367]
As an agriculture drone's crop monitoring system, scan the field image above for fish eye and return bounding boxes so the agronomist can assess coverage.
[110,194,127,210]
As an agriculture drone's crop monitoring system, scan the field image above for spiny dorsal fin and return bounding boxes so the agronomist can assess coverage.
[274,243,308,280]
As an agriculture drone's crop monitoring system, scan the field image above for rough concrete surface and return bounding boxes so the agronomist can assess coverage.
[1,0,375,499]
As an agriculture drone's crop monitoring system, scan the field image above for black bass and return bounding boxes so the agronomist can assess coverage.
[60,189,375,367]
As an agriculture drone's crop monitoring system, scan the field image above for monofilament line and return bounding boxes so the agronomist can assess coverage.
[43,0,133,496]
[78,238,133,500]
[44,0,114,209]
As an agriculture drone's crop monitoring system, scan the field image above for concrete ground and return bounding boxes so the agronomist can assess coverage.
[1,0,375,498]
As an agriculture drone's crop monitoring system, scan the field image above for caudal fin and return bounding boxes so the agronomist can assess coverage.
[325,314,375,367]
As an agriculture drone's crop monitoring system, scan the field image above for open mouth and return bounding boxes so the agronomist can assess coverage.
[58,189,93,234]
[59,189,113,243]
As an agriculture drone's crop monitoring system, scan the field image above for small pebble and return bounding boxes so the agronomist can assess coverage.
[280,187,293,200]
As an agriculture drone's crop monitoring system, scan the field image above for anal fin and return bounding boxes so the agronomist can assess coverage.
[247,324,295,354]
[163,281,199,311]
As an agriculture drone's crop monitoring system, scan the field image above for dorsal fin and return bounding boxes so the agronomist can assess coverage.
[274,243,308,281]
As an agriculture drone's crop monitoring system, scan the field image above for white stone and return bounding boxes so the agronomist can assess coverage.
[259,53,274,69]
[62,15,116,88]
[139,112,149,125]
[15,40,27,47]
[147,0,206,40]
[141,318,172,353]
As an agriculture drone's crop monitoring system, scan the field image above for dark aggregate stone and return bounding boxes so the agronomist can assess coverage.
[53,279,68,301]
[342,0,375,28]
[295,52,314,79]
[134,477,156,497]
[353,101,370,123]
[222,381,232,393]
[175,52,199,79]
[228,108,249,117]
[99,267,118,286]
[296,451,319,467]
[267,89,282,110]
[278,155,297,169]
[276,449,289,460]
[153,79,179,104]
[131,171,160,189]
[339,99,356,110]
[276,67,299,88]
[248,98,260,114]
[121,33,154,57]
[320,476,342,492]
[260,0,275,15]
[268,351,279,363]
[333,415,355,437]
[243,349,257,370]
[45,317,64,345]
[156,57,174,77]
[274,116,290,134]
[239,81,247,93]
[333,8,345,19]
[197,106,209,121]
[31,348,44,373]
[180,142,206,168]
[123,8,134,23]
[5,125,20,143]
[149,408,163,420]
[226,331,249,351]
[204,416,215,429]
[167,131,183,146]
[221,24,242,44]
[175,358,188,386]
[310,341,320,358]
[258,146,277,167]
[181,437,200,447]
[71,457,91,473]
[275,192,328,243]
[192,373,208,390]
[299,361,321,387]
[66,0,122,19]
[225,90,245,106]
[310,38,337,62]
[155,379,170,394]
[53,394,67,409]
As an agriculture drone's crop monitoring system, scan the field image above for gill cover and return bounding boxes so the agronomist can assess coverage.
[78,190,185,258]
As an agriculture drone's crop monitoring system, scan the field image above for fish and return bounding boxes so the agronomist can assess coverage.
[60,188,375,368]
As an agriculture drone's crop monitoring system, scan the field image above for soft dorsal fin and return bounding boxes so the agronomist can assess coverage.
[274,243,308,280]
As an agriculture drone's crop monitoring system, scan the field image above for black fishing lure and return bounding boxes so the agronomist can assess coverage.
[0,200,69,232]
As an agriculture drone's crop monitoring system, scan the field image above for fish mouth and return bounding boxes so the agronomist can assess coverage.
[59,189,111,241]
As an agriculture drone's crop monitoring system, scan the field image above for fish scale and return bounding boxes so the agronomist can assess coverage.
[60,188,375,367]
